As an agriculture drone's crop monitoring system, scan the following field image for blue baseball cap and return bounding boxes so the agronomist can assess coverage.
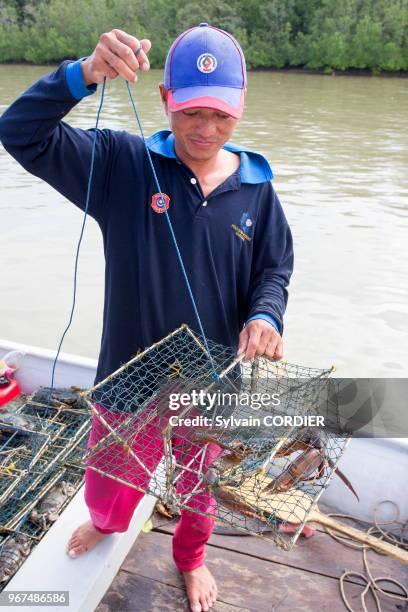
[164,23,247,119]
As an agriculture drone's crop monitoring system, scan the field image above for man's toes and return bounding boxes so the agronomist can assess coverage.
[66,540,75,552]
[68,545,87,558]
[70,528,80,540]
[207,595,213,609]
[66,537,79,551]
[200,596,210,612]
[67,531,80,545]
[190,601,201,612]
[68,535,78,546]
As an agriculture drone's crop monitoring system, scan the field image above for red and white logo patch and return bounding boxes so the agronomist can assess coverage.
[197,53,218,73]
[150,192,170,214]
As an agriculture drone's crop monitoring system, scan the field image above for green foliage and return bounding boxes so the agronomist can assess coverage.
[291,0,408,72]
[0,0,407,72]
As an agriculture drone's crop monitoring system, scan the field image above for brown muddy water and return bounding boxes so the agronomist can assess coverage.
[0,65,407,376]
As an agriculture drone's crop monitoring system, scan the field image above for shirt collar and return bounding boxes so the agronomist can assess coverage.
[145,130,273,184]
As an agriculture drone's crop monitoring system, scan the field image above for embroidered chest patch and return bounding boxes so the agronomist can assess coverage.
[151,192,170,214]
[231,212,253,241]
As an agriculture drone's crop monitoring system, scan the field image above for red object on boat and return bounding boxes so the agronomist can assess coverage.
[278,523,316,538]
[0,372,21,407]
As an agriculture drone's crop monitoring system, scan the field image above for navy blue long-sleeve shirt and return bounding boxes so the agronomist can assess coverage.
[0,61,294,384]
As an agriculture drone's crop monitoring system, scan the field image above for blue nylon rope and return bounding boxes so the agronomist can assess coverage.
[125,81,220,380]
[49,79,107,399]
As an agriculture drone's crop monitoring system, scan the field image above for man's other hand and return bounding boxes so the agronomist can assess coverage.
[237,319,283,362]
[82,29,151,85]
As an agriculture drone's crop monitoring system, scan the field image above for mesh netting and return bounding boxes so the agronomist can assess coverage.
[0,464,84,585]
[0,323,355,582]
[69,324,353,551]
[0,390,88,586]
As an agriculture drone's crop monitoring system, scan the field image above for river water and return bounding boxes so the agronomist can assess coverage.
[0,66,407,377]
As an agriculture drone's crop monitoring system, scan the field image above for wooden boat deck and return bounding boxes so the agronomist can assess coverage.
[96,506,407,612]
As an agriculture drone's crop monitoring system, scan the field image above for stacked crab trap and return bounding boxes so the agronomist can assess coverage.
[0,389,90,584]
[62,324,354,551]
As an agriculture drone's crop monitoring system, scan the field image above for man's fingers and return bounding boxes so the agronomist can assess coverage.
[99,59,118,81]
[256,331,271,358]
[243,321,284,361]
[264,337,279,359]
[138,39,152,70]
[83,56,118,83]
[100,46,137,82]
[105,34,140,72]
[90,30,152,84]
[273,337,284,360]
[245,328,262,361]
[237,328,249,356]
[112,29,139,49]
[264,335,283,360]
[114,30,151,71]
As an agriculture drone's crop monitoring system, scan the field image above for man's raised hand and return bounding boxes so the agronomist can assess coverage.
[81,29,151,86]
[237,319,283,362]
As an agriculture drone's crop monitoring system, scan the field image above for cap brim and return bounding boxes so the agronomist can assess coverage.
[167,86,244,119]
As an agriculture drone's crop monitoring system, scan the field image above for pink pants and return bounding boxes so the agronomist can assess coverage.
[84,405,221,572]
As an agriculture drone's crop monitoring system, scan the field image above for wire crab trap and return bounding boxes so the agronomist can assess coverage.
[10,466,83,534]
[0,465,83,588]
[17,386,91,459]
[65,324,356,551]
[12,388,91,494]
[176,426,355,550]
[0,421,64,506]
[0,465,82,533]
[0,530,33,585]
[0,386,89,558]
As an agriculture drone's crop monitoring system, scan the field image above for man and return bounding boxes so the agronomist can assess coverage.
[0,24,293,612]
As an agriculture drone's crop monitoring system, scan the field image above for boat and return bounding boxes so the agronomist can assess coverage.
[0,337,406,611]
[0,338,156,612]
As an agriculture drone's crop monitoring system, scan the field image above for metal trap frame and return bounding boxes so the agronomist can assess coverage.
[12,395,90,497]
[0,530,33,585]
[0,387,90,571]
[0,421,64,506]
[0,465,83,587]
[66,324,353,551]
[1,465,83,533]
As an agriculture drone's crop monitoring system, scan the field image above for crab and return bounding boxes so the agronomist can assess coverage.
[31,387,87,410]
[30,481,76,530]
[0,411,37,435]
[0,533,32,583]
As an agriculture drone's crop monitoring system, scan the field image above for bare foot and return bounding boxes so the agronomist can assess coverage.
[182,565,217,612]
[66,520,108,558]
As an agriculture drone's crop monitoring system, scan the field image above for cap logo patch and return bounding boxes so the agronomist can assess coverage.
[197,53,217,74]
[151,192,170,213]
